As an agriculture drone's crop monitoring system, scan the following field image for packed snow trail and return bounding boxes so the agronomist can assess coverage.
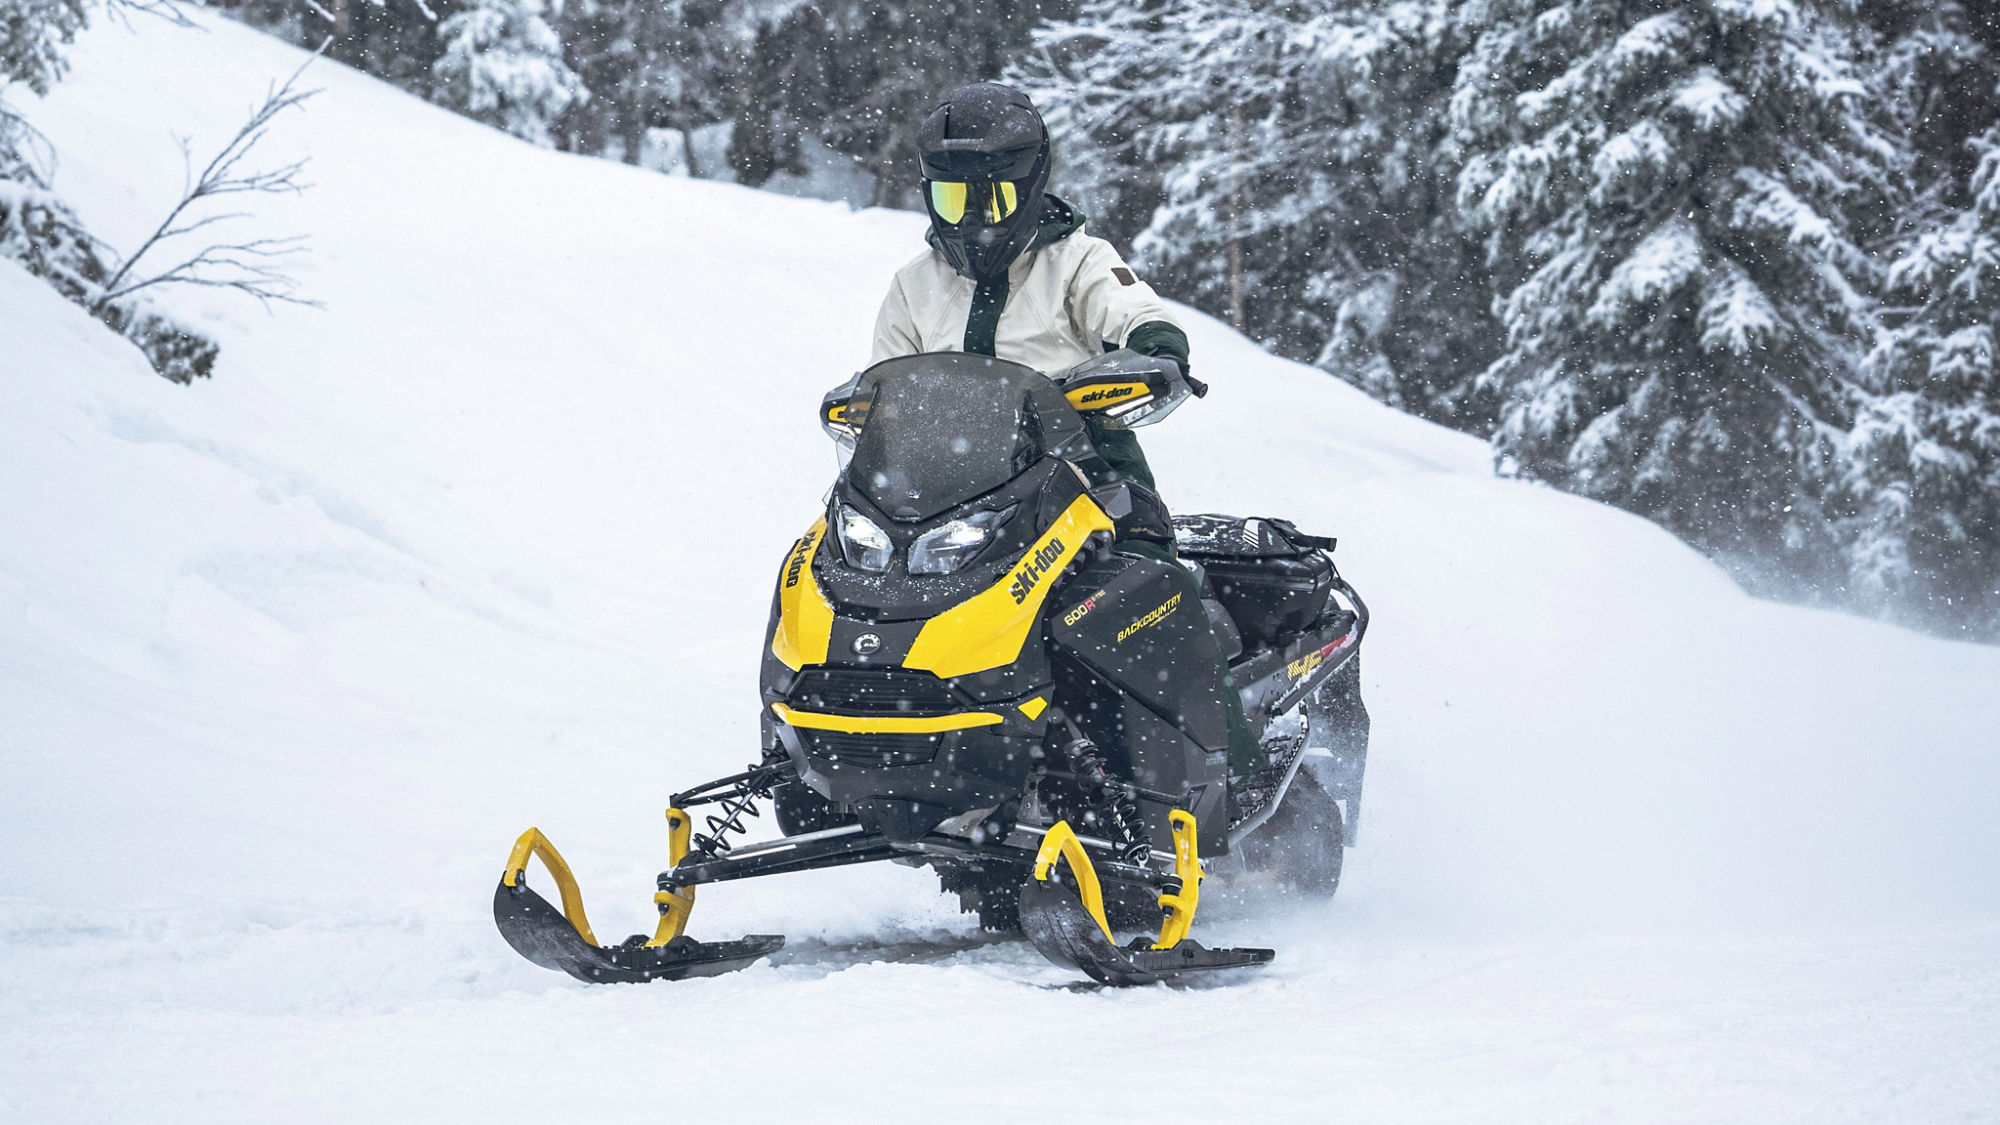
[3,14,1998,1122]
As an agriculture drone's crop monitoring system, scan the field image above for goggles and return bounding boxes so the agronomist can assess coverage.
[927,179,1022,226]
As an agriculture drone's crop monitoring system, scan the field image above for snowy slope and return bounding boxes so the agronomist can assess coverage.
[4,13,1999,1122]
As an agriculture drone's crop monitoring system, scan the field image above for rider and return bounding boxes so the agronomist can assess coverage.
[868,82,1261,779]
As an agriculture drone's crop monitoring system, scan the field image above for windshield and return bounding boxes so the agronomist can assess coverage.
[845,353,1053,521]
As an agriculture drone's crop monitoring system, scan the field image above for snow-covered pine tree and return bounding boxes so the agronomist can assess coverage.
[3,0,88,187]
[433,0,584,147]
[1,0,87,102]
[5,0,115,303]
[1826,2,2000,637]
[557,0,737,163]
[1844,2,2000,636]
[1452,0,1901,589]
[207,0,469,99]
[708,0,1075,204]
[2,0,221,382]
[1851,224,2000,635]
[330,0,469,94]
[1020,0,1501,426]
[817,0,1077,208]
[729,3,830,188]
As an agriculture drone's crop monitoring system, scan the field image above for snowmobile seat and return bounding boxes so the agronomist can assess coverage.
[1173,514,1337,647]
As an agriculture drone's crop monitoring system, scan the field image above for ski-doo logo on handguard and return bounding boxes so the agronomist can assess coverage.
[1007,538,1067,604]
[1078,385,1137,405]
[784,531,817,589]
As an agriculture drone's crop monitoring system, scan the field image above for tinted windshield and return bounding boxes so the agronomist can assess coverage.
[846,354,1051,521]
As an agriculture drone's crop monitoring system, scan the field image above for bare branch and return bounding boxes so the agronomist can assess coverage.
[101,0,200,31]
[101,235,321,312]
[92,50,324,317]
[159,210,255,242]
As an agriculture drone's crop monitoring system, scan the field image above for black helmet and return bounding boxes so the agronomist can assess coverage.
[917,83,1051,282]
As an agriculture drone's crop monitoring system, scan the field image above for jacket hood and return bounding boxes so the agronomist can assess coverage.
[1032,194,1087,248]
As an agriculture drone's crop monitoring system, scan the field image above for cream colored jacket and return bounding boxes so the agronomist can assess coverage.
[869,227,1179,375]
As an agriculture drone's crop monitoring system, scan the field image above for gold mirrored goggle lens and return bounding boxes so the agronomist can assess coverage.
[990,181,1019,222]
[928,180,1021,225]
[929,180,968,224]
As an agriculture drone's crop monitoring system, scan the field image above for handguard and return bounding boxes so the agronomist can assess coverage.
[1051,349,1194,429]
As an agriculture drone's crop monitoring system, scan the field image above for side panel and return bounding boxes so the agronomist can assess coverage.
[1230,611,1363,727]
[1049,555,1234,753]
[1049,555,1232,855]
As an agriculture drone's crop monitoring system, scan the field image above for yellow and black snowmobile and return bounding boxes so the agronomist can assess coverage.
[495,350,1369,986]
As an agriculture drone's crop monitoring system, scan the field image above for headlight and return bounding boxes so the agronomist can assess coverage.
[836,505,892,573]
[909,507,1013,576]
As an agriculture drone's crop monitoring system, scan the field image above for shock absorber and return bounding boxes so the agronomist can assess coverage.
[673,763,785,860]
[1055,717,1151,868]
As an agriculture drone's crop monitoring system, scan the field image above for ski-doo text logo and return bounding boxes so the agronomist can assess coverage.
[1007,538,1067,604]
[1117,593,1182,643]
[784,531,818,589]
[1063,588,1108,627]
[1286,634,1353,681]
[1077,385,1137,405]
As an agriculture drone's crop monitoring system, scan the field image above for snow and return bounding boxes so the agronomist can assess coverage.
[6,13,2000,1122]
[1590,119,1674,205]
[1672,68,1748,132]
[1733,167,1837,249]
[1589,219,1702,325]
[1697,258,1782,356]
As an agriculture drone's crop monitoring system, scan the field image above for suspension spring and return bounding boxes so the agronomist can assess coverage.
[680,763,783,860]
[1059,731,1152,868]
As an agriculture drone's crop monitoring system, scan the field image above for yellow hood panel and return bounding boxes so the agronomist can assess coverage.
[770,518,835,670]
[903,495,1114,678]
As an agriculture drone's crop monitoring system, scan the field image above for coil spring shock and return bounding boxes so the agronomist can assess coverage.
[680,764,783,859]
[1057,724,1151,868]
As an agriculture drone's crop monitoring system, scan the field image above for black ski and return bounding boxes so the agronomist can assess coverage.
[1017,878,1272,986]
[493,878,782,984]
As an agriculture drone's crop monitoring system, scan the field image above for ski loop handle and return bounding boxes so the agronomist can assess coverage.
[1032,821,1115,942]
[502,827,601,948]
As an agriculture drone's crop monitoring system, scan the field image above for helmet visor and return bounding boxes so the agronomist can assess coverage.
[927,180,1021,226]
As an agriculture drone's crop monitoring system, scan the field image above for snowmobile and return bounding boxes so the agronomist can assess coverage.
[495,349,1370,987]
